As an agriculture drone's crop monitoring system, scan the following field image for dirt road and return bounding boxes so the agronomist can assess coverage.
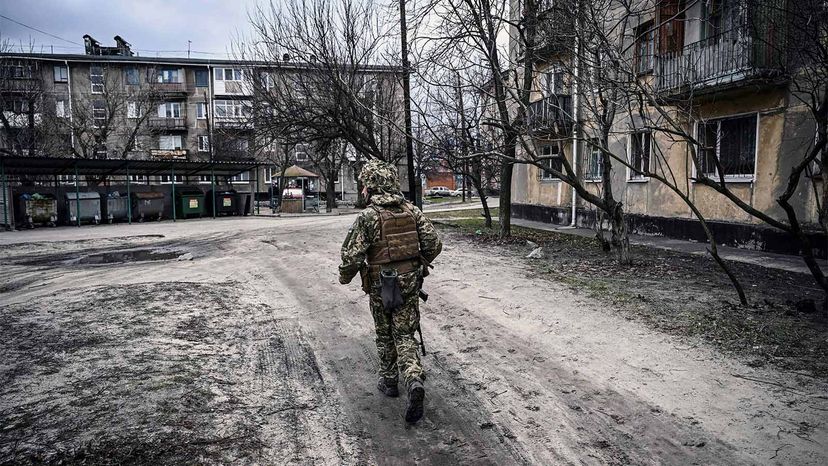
[1,216,826,464]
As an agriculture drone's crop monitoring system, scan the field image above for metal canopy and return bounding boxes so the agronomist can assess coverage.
[0,156,260,177]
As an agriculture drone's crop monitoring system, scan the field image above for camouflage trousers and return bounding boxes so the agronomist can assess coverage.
[368,270,423,388]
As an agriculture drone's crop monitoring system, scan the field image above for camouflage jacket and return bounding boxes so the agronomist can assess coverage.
[339,192,442,284]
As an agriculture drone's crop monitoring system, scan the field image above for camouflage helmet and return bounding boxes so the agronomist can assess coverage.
[359,159,400,193]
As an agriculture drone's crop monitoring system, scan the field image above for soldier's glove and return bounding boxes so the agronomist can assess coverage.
[339,272,353,285]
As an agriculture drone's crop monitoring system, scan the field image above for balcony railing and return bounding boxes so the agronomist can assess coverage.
[214,117,253,129]
[526,94,573,135]
[150,149,189,160]
[152,82,188,94]
[655,27,782,94]
[148,117,187,130]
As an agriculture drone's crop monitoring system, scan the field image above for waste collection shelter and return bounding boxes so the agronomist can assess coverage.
[276,164,320,214]
[0,155,262,230]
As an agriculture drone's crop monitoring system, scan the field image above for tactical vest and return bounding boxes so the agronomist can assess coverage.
[366,205,420,274]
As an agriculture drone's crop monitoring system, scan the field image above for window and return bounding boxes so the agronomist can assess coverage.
[129,174,147,183]
[541,66,568,96]
[634,21,655,74]
[127,102,139,119]
[658,0,685,54]
[56,100,67,118]
[158,102,181,118]
[196,102,207,119]
[198,135,210,152]
[215,68,243,81]
[90,65,104,93]
[231,171,250,182]
[701,0,741,42]
[125,67,140,85]
[539,144,562,180]
[157,68,180,83]
[94,146,108,159]
[160,175,184,183]
[159,135,183,150]
[697,114,757,179]
[54,65,68,83]
[294,143,309,161]
[214,100,247,118]
[92,100,107,127]
[629,132,651,180]
[195,69,209,87]
[585,140,603,181]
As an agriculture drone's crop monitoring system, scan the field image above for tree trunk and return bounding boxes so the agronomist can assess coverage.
[473,178,492,228]
[609,202,631,265]
[355,175,367,208]
[498,161,513,238]
[326,175,336,213]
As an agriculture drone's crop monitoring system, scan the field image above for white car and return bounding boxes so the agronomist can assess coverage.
[426,186,451,197]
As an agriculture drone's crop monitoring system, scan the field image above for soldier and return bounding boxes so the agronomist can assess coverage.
[338,159,442,424]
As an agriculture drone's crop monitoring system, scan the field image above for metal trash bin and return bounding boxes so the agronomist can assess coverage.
[104,192,129,223]
[17,193,58,228]
[177,189,205,219]
[236,192,251,216]
[65,192,101,225]
[207,189,237,216]
[131,191,165,222]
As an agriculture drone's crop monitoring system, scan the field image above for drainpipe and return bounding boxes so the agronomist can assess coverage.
[569,8,580,228]
[65,60,75,152]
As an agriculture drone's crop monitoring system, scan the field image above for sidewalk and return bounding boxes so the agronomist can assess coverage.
[510,218,825,275]
[423,198,500,213]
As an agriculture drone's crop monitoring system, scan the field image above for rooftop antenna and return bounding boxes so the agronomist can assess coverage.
[188,40,191,58]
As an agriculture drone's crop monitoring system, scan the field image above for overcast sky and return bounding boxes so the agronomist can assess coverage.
[0,0,264,58]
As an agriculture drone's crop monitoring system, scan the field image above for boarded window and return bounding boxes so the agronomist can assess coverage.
[658,0,685,54]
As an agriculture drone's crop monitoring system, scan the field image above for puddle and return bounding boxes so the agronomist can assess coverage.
[76,249,184,265]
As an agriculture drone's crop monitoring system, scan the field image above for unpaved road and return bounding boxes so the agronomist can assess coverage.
[1,216,826,464]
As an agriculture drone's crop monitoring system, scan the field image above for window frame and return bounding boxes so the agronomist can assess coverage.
[538,144,563,181]
[197,135,210,152]
[693,112,759,183]
[92,100,107,127]
[194,69,209,87]
[90,65,104,94]
[584,139,604,182]
[628,131,652,182]
[54,65,68,83]
[125,67,140,85]
[158,134,183,150]
[196,102,207,119]
[634,20,655,75]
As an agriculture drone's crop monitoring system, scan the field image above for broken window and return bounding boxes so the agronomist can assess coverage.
[697,114,757,179]
[198,135,210,152]
[657,0,685,55]
[629,131,651,180]
[125,67,140,85]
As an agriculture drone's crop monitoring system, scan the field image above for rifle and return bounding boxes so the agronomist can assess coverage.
[415,255,434,356]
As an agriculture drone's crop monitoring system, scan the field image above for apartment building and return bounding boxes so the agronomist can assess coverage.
[0,35,408,199]
[509,0,826,256]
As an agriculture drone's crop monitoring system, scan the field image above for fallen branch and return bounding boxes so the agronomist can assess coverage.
[730,373,806,395]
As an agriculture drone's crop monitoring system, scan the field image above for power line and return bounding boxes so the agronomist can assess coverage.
[0,14,82,46]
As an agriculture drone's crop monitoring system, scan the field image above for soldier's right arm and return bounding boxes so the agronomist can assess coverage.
[412,206,442,264]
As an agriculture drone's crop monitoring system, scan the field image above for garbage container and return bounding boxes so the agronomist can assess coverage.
[177,189,205,219]
[104,192,130,223]
[17,193,58,228]
[236,192,251,216]
[207,189,237,216]
[65,192,101,225]
[131,191,165,222]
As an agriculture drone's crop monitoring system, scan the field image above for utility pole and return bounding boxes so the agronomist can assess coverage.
[399,0,418,207]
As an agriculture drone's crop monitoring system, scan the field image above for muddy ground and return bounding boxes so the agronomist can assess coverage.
[1,216,826,465]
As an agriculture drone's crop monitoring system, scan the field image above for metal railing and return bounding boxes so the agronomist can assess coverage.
[526,94,573,135]
[655,27,779,93]
[148,117,187,130]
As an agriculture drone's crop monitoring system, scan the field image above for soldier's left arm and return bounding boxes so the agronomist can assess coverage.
[339,212,372,284]
[411,205,442,263]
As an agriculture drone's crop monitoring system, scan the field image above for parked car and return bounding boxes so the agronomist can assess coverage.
[425,186,451,197]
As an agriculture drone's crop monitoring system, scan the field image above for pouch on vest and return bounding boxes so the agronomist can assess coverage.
[380,269,404,311]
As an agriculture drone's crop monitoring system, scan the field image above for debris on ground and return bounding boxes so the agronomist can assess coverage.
[526,247,545,259]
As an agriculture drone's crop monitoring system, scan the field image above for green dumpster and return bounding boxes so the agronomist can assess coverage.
[177,189,205,219]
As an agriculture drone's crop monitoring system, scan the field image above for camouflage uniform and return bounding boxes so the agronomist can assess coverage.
[339,160,442,390]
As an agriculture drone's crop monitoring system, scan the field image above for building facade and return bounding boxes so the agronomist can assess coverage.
[509,0,826,256]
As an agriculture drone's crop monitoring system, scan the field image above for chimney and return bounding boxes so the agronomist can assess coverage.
[113,36,133,56]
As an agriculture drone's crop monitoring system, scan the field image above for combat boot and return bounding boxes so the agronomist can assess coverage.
[377,377,399,397]
[405,380,425,423]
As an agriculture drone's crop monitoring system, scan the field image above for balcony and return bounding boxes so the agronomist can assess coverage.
[0,78,40,93]
[526,95,573,136]
[148,117,187,131]
[655,28,784,97]
[150,149,189,160]
[214,118,253,130]
[151,82,188,95]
